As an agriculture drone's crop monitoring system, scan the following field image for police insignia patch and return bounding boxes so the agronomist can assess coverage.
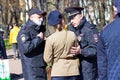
[78,34,83,41]
[21,34,26,42]
[77,36,81,41]
[21,36,26,42]
[93,34,98,42]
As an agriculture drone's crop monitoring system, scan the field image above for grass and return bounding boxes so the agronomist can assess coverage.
[4,39,12,50]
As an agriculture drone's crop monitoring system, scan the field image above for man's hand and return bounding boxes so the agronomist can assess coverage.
[37,32,44,39]
[70,46,81,55]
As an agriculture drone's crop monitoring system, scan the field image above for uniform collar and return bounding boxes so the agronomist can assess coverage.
[116,13,120,18]
[27,19,41,31]
[77,17,86,29]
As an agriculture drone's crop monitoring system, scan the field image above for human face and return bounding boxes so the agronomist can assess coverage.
[70,14,83,28]
[31,14,43,25]
[113,6,117,19]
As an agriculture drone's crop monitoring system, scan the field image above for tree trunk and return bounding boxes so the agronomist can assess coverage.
[98,0,105,30]
[46,0,58,37]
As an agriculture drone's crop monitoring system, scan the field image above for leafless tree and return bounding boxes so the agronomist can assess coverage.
[0,0,115,37]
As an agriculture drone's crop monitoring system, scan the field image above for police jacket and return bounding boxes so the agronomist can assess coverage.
[68,17,98,80]
[97,15,120,80]
[69,17,98,58]
[0,35,7,59]
[17,19,46,67]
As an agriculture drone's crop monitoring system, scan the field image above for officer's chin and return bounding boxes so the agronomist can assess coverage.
[73,25,78,28]
[71,23,77,28]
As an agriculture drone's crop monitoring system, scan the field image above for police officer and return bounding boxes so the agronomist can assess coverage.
[97,0,120,80]
[17,8,47,80]
[0,35,7,59]
[64,7,98,80]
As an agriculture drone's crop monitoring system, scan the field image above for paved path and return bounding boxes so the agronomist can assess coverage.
[6,49,24,80]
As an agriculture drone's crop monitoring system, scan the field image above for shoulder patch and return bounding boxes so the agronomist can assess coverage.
[21,34,26,42]
[93,34,98,42]
[77,34,84,41]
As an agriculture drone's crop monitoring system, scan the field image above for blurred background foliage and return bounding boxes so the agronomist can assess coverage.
[0,0,114,38]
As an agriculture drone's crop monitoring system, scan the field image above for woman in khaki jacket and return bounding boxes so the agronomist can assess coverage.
[44,10,80,80]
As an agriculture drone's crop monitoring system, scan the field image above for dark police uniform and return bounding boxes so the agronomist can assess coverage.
[65,7,98,80]
[0,35,7,59]
[97,0,120,80]
[97,11,120,80]
[17,19,47,80]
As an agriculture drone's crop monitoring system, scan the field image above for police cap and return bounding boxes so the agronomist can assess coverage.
[114,0,120,13]
[64,7,84,19]
[48,10,62,26]
[29,8,47,16]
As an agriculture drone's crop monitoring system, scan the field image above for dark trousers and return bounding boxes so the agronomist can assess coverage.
[12,43,19,56]
[22,61,47,80]
[52,76,80,80]
[12,43,21,59]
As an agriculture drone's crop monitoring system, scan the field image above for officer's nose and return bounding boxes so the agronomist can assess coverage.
[70,19,74,24]
[40,17,43,21]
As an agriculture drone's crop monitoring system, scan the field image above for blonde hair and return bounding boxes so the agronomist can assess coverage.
[53,20,63,31]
